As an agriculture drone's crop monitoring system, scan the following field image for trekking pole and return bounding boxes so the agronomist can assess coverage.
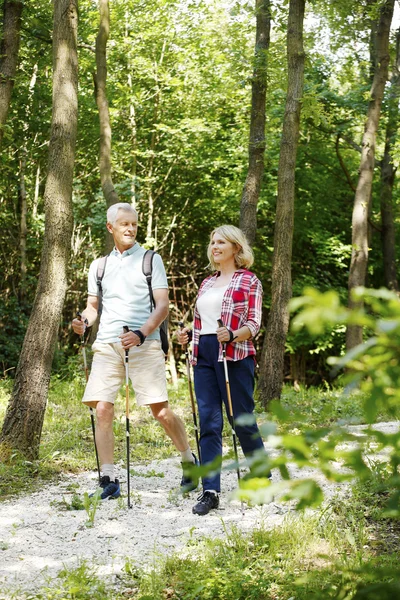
[77,312,101,484]
[123,325,133,509]
[179,322,201,464]
[217,319,244,514]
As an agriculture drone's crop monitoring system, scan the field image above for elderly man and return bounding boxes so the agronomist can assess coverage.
[72,202,197,500]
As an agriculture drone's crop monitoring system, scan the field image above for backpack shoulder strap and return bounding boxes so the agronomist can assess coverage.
[142,249,155,277]
[142,249,156,310]
[96,255,108,286]
[96,255,109,315]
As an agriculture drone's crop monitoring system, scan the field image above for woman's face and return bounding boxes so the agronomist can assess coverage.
[210,232,237,267]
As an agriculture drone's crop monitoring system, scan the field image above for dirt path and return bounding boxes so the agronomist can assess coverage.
[0,421,398,599]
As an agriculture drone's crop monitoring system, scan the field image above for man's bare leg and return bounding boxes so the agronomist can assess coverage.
[150,402,198,491]
[86,401,116,481]
[150,402,192,453]
[94,401,115,465]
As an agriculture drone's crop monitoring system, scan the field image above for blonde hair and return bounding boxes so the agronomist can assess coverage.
[207,225,254,270]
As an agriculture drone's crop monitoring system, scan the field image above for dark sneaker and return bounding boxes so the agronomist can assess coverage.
[192,491,219,516]
[180,453,199,493]
[91,476,120,500]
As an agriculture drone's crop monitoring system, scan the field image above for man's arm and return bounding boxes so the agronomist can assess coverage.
[141,288,168,337]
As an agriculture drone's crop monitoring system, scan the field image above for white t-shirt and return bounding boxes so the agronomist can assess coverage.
[196,285,228,334]
[87,243,168,343]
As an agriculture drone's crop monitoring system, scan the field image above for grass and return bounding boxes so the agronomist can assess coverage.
[8,501,399,600]
[1,373,399,499]
[1,371,400,599]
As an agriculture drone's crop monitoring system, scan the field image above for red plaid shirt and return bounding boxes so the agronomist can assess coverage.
[190,269,263,365]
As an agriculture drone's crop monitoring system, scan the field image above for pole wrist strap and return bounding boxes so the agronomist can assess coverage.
[131,329,146,345]
[228,329,237,343]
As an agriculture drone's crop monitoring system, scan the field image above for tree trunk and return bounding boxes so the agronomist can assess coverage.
[258,0,305,406]
[128,71,137,207]
[18,152,27,297]
[239,0,271,246]
[346,0,394,350]
[94,0,118,252]
[19,63,38,300]
[380,28,400,293]
[0,0,23,146]
[33,164,41,217]
[0,0,78,459]
[146,40,166,246]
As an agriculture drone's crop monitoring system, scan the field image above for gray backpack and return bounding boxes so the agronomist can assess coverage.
[96,250,169,356]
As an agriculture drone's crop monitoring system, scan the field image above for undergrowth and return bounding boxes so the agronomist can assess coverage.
[1,369,400,599]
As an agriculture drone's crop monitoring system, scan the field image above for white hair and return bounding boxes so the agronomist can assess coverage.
[106,203,138,225]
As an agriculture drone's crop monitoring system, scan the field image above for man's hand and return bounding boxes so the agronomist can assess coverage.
[72,314,88,336]
[119,329,143,349]
[177,326,191,345]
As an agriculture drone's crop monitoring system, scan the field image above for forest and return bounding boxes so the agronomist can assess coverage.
[1,0,400,598]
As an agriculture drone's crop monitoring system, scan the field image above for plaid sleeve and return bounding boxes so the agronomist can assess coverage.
[245,275,263,338]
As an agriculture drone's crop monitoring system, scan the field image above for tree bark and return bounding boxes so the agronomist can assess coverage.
[0,0,23,146]
[19,63,38,300]
[94,0,118,250]
[239,0,271,246]
[0,0,78,459]
[380,28,400,293]
[146,40,166,246]
[258,0,305,406]
[18,152,27,297]
[346,0,394,350]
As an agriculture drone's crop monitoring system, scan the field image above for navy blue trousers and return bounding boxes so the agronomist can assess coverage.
[193,335,265,492]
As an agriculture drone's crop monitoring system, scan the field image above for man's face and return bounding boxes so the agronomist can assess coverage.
[107,209,138,252]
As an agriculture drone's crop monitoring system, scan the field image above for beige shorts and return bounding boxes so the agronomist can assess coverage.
[82,339,168,406]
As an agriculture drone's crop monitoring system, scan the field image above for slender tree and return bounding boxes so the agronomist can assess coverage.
[239,0,271,246]
[380,27,400,292]
[0,0,23,146]
[0,0,78,459]
[94,0,118,209]
[258,0,306,405]
[346,0,395,350]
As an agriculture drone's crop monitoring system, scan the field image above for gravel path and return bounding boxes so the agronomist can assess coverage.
[0,421,398,599]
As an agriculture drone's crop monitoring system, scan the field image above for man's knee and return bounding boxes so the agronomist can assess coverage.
[150,402,171,424]
[96,402,114,426]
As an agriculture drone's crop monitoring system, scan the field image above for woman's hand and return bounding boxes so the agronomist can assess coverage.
[216,325,232,343]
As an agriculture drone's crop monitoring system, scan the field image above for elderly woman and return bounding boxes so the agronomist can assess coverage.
[177,225,267,516]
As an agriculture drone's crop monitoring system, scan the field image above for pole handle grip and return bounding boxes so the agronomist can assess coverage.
[123,325,129,360]
[217,318,223,328]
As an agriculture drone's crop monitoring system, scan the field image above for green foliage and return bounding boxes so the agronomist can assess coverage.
[117,506,398,600]
[31,560,111,600]
[82,488,102,527]
[4,0,396,383]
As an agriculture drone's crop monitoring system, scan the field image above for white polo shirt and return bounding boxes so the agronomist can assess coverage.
[87,243,168,343]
